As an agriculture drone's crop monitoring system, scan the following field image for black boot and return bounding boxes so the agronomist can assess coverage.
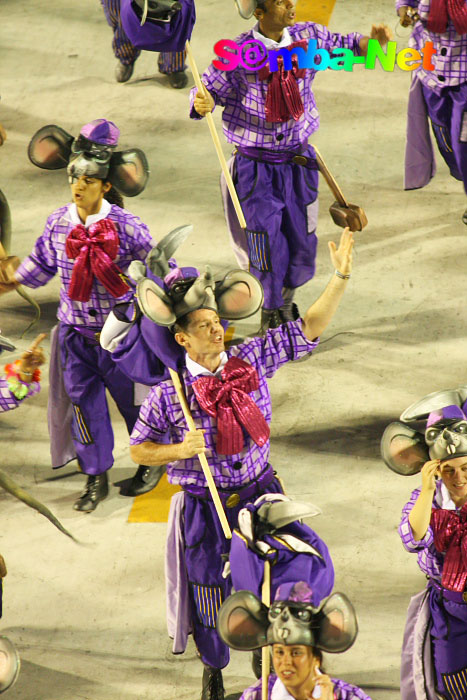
[168,71,188,89]
[125,465,164,497]
[256,308,282,336]
[201,665,225,700]
[73,473,109,512]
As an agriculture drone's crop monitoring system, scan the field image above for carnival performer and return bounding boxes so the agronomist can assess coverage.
[190,0,390,333]
[382,388,467,699]
[217,581,370,700]
[0,332,45,413]
[128,228,353,699]
[0,118,161,511]
[100,0,189,88]
[397,1,467,224]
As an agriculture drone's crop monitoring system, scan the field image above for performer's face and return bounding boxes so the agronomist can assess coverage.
[256,0,296,32]
[175,309,225,358]
[439,457,467,504]
[272,644,317,696]
[70,175,111,216]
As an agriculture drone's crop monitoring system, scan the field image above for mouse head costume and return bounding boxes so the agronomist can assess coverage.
[217,579,358,653]
[28,118,149,196]
[128,226,264,328]
[381,386,467,476]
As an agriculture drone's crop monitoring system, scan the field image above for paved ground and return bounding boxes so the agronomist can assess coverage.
[0,0,466,698]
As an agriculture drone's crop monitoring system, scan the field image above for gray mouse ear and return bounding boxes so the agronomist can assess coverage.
[146,225,193,278]
[135,278,176,326]
[215,270,263,320]
[315,592,358,654]
[0,636,20,693]
[233,0,257,19]
[216,590,269,651]
[108,148,149,196]
[381,422,428,476]
[28,125,74,170]
[400,386,467,422]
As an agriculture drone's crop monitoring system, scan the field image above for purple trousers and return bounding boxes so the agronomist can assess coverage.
[58,324,141,475]
[231,146,319,310]
[181,475,283,669]
[422,82,467,195]
[429,585,467,699]
[100,0,185,72]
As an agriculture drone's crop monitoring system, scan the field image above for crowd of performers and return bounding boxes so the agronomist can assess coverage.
[0,0,466,698]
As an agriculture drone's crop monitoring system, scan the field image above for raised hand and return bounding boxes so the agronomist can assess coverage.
[328,227,354,277]
[370,23,393,45]
[420,459,440,493]
[194,88,215,117]
[18,333,47,381]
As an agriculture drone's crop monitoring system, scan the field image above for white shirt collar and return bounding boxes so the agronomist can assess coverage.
[435,481,457,510]
[252,23,292,49]
[185,352,228,378]
[66,198,112,228]
[271,671,323,700]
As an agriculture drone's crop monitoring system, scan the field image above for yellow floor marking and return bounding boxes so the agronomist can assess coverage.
[128,473,181,523]
[295,0,336,25]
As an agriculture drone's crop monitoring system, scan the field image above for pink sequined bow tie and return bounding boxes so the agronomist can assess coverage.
[65,218,130,302]
[427,0,467,35]
[258,40,308,123]
[431,503,467,592]
[192,356,270,456]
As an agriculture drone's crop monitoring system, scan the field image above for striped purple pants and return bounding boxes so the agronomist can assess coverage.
[100,0,185,72]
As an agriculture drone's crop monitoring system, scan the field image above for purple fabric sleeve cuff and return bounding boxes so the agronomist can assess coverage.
[395,0,418,10]
[399,514,434,552]
[15,256,55,288]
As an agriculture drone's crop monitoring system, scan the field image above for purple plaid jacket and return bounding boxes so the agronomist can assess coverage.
[395,0,467,94]
[15,203,153,329]
[398,480,459,582]
[240,674,372,700]
[0,376,40,413]
[189,22,363,150]
[130,320,318,488]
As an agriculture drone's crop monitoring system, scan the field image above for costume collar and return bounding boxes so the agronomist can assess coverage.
[185,351,228,378]
[66,198,111,228]
[252,23,292,49]
[271,669,324,699]
[435,481,457,510]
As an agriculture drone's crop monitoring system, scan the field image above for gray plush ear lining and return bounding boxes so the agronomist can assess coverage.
[400,386,467,422]
[146,225,193,279]
[108,148,149,196]
[381,422,429,476]
[216,590,269,651]
[135,278,176,326]
[233,0,258,19]
[0,636,20,693]
[314,592,358,654]
[215,270,264,320]
[28,124,74,170]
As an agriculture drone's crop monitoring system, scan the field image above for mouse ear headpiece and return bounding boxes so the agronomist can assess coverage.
[0,333,15,354]
[380,422,428,476]
[234,0,258,19]
[217,583,358,653]
[28,119,149,197]
[0,637,20,693]
[400,386,467,423]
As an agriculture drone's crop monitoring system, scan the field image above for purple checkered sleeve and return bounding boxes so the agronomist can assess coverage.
[0,377,40,413]
[130,320,318,488]
[398,484,443,582]
[395,1,467,94]
[240,675,372,699]
[15,204,154,328]
[189,23,363,150]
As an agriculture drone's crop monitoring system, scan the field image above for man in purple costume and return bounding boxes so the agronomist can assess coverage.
[129,228,353,699]
[397,1,467,224]
[0,118,161,512]
[382,391,467,699]
[190,0,390,333]
[217,581,370,700]
[100,0,188,88]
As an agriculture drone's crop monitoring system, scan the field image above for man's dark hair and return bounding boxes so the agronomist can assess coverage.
[104,184,124,208]
[173,313,193,335]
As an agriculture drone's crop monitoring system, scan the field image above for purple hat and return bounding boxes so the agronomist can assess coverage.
[79,119,120,147]
[275,581,314,604]
[426,405,467,428]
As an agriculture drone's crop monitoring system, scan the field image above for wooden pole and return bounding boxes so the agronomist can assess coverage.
[168,368,232,540]
[185,41,247,230]
[261,559,271,700]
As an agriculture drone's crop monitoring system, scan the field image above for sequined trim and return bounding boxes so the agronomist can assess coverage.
[442,667,467,700]
[246,229,271,272]
[192,583,223,628]
[72,405,93,445]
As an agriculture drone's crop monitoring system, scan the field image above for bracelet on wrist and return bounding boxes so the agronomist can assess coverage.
[4,360,41,384]
[335,269,351,280]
